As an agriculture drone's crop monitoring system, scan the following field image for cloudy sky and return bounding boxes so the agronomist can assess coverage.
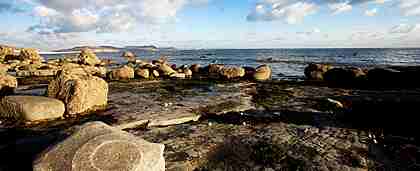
[0,0,420,50]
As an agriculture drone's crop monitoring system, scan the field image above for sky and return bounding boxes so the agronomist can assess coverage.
[0,0,420,50]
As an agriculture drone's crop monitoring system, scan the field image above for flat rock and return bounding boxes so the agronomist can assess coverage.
[0,96,64,121]
[103,80,255,128]
[16,69,58,77]
[33,121,165,171]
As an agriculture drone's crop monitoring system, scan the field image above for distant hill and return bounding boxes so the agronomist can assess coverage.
[54,45,176,52]
[125,45,158,51]
[54,46,121,53]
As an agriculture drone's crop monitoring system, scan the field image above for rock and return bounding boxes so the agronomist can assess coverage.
[158,63,177,76]
[33,121,165,171]
[0,74,17,96]
[243,66,256,79]
[318,98,345,113]
[16,69,58,77]
[0,64,10,73]
[324,67,366,85]
[18,48,44,62]
[108,65,135,80]
[304,63,333,81]
[122,51,137,63]
[152,57,168,65]
[367,68,402,87]
[59,64,107,77]
[253,65,272,81]
[136,68,150,79]
[18,63,42,71]
[0,46,16,61]
[184,68,193,77]
[190,64,201,73]
[78,48,101,66]
[47,72,108,115]
[220,67,245,80]
[206,64,224,79]
[170,73,186,79]
[0,96,64,121]
[152,70,160,78]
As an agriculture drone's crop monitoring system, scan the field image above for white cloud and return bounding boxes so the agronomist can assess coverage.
[329,2,353,15]
[389,23,416,34]
[365,8,378,16]
[399,0,420,16]
[247,0,317,24]
[25,0,209,34]
[247,0,387,23]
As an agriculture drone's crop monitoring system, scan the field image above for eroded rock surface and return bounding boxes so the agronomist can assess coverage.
[0,96,64,121]
[47,72,108,115]
[33,121,165,171]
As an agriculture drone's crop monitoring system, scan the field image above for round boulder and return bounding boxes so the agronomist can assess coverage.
[108,65,135,80]
[220,67,245,80]
[253,65,272,81]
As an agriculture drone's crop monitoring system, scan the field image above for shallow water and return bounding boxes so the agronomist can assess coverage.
[43,48,420,80]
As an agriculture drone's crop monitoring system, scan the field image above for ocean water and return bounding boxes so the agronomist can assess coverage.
[44,48,420,80]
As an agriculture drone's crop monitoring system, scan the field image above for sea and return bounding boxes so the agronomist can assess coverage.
[43,48,420,80]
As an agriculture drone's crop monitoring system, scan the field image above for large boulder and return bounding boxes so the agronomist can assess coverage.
[304,63,333,81]
[108,65,135,80]
[18,48,44,62]
[0,74,17,96]
[220,67,245,80]
[0,96,64,121]
[33,121,165,171]
[78,49,101,66]
[47,72,108,115]
[253,65,272,81]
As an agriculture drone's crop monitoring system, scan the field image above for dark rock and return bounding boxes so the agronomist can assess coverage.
[304,63,333,81]
[324,67,366,85]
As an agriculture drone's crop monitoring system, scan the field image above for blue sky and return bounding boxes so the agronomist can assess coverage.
[0,0,420,50]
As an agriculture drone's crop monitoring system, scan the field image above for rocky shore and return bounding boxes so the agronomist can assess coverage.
[0,45,419,170]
